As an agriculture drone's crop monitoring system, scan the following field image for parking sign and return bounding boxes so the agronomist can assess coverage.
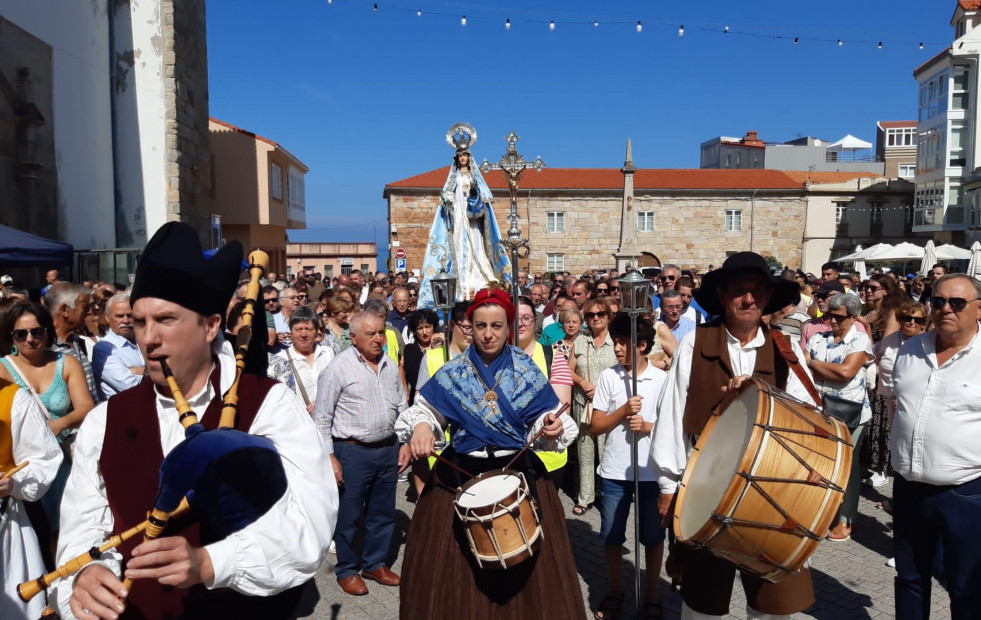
[395,258,406,271]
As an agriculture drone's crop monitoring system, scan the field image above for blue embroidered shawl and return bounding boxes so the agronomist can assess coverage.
[420,345,559,453]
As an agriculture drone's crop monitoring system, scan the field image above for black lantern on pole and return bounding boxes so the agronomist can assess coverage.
[617,270,651,611]
[430,267,458,361]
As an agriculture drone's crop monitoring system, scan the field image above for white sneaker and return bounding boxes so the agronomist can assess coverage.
[329,540,336,555]
[870,472,889,487]
[886,557,896,568]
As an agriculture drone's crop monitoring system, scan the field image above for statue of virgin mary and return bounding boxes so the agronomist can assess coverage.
[418,123,511,308]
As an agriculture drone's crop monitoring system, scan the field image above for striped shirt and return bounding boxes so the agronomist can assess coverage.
[313,347,407,454]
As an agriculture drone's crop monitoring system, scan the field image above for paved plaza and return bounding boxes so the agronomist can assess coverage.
[300,477,952,620]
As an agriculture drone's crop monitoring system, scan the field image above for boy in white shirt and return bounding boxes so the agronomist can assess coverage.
[590,314,669,619]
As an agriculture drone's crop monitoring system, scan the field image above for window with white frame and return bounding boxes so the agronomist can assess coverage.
[547,253,565,272]
[886,127,916,147]
[724,209,742,232]
[899,163,916,178]
[270,163,283,199]
[546,212,565,233]
[288,167,305,210]
[637,211,655,232]
[870,203,883,224]
[835,204,848,225]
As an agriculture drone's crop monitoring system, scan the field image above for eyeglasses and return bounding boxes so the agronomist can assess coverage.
[595,288,608,294]
[11,327,46,342]
[264,298,280,304]
[930,296,976,312]
[296,295,309,301]
[455,323,473,333]
[281,295,297,301]
[662,275,677,281]
[814,293,830,300]
[584,311,607,320]
[518,315,536,325]
[826,313,852,322]
[897,314,928,325]
[866,285,884,293]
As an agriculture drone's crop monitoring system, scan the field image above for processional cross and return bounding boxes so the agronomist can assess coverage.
[480,131,546,341]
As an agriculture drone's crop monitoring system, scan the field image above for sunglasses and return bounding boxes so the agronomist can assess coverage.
[595,288,609,293]
[826,313,852,322]
[264,298,280,304]
[930,296,975,312]
[814,293,830,300]
[584,311,607,320]
[662,275,677,281]
[866,285,884,292]
[897,314,927,325]
[12,327,46,342]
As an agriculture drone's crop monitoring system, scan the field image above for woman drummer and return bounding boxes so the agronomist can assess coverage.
[396,288,587,620]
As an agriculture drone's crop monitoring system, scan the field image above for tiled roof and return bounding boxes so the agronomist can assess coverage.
[782,171,883,185]
[210,117,307,170]
[385,167,810,192]
[959,0,981,11]
[913,47,951,76]
[877,120,917,129]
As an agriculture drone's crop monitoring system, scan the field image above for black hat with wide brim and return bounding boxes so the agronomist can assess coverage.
[694,252,801,316]
[131,222,243,317]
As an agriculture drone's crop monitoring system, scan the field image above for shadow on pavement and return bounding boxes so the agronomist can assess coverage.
[806,567,875,619]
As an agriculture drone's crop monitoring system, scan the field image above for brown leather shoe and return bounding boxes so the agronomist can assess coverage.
[337,574,369,596]
[362,566,400,586]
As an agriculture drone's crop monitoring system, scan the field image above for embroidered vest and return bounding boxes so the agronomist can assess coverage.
[100,365,301,620]
[682,321,789,436]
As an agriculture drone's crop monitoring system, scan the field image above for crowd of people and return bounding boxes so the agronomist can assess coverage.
[0,241,977,620]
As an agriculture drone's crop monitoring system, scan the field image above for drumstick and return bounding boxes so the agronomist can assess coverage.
[505,402,571,471]
[2,461,28,479]
[431,453,475,480]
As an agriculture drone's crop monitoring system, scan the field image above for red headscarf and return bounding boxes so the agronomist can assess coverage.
[467,288,515,324]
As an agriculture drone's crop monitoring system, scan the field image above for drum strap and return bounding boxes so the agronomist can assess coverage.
[771,332,822,406]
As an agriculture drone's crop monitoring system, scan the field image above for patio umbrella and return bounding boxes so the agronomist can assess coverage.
[935,244,972,261]
[852,245,867,280]
[875,242,925,261]
[968,241,981,279]
[838,243,893,262]
[918,240,937,277]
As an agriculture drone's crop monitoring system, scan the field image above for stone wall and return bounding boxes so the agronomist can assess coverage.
[388,189,808,275]
[163,0,212,246]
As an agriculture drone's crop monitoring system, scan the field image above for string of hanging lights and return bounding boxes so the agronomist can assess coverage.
[341,0,946,50]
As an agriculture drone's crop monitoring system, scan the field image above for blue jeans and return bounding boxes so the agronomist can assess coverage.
[893,474,981,619]
[333,440,399,579]
[597,478,664,547]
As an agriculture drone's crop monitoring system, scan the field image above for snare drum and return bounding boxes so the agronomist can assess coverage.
[674,380,852,581]
[454,469,542,570]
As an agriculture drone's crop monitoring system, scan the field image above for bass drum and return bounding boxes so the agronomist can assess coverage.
[674,379,852,581]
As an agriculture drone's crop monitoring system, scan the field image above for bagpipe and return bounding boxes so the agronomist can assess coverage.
[18,250,288,614]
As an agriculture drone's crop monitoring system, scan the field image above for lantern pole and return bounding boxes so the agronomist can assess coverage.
[618,270,651,612]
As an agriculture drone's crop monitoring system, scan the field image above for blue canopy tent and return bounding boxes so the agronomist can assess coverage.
[0,224,74,266]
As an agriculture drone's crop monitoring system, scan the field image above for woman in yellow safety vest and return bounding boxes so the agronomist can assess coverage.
[411,301,473,496]
[516,296,572,492]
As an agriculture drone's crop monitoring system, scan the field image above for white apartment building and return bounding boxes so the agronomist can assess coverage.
[913,0,981,244]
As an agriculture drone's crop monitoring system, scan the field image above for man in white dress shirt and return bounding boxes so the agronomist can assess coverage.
[652,252,818,620]
[91,295,145,397]
[56,223,337,620]
[890,274,981,619]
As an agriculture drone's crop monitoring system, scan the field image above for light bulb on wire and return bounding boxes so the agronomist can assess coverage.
[837,39,843,47]
[550,20,555,31]
[417,9,421,16]
[373,3,377,11]
[636,21,642,33]
[594,20,599,27]
[724,25,729,33]
[678,24,685,36]
[793,37,799,45]
[506,18,511,30]
[878,41,882,49]
[461,15,466,26]
[919,42,924,50]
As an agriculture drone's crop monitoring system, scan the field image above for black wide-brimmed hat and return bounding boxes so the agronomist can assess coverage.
[694,252,801,316]
[131,222,243,317]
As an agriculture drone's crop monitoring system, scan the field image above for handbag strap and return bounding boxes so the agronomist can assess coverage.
[285,350,312,407]
[4,355,53,421]
[771,332,823,406]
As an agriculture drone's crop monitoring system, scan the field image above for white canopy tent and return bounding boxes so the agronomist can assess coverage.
[827,134,874,152]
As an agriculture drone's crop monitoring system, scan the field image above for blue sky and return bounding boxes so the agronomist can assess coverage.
[207,0,952,265]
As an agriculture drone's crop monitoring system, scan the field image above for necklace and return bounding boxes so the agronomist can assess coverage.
[470,361,503,411]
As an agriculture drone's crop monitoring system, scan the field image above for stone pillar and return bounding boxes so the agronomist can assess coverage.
[162,0,212,247]
[615,138,639,270]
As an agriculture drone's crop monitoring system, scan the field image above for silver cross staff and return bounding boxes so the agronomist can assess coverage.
[480,131,545,343]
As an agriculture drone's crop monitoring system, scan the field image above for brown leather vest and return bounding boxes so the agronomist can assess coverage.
[99,364,301,620]
[682,321,789,435]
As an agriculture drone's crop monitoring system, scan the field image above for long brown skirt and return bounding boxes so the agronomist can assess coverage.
[399,450,588,620]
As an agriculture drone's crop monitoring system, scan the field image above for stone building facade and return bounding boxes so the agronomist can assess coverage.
[385,160,815,276]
